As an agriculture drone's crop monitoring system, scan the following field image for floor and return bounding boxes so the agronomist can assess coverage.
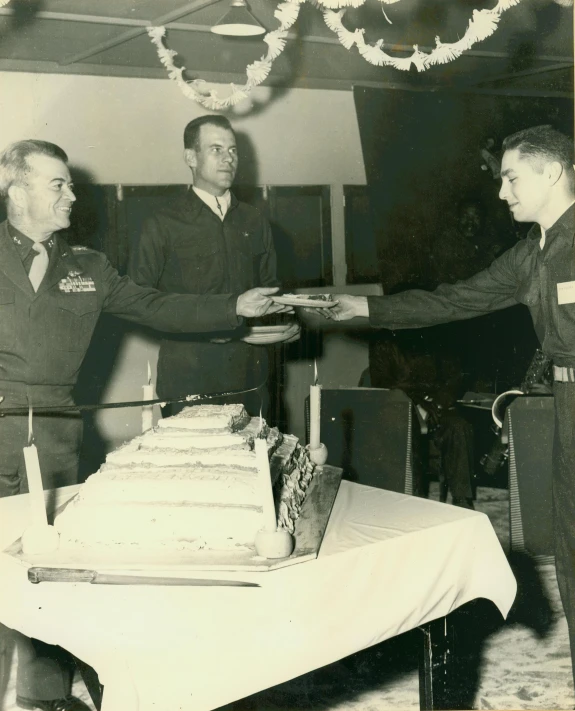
[1,485,574,711]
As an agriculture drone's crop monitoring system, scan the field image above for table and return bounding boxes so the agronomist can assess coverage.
[0,481,516,711]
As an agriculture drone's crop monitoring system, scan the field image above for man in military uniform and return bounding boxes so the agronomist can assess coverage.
[0,139,288,710]
[325,125,575,686]
[128,115,298,419]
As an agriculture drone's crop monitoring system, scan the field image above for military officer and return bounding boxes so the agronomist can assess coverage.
[0,138,288,711]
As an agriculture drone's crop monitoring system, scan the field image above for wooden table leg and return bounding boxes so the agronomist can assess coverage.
[418,616,455,710]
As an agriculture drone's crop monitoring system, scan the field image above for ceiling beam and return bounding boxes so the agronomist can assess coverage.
[353,80,574,98]
[0,9,146,27]
[0,7,571,65]
[1,58,572,98]
[0,8,215,32]
[462,61,573,87]
[56,0,221,66]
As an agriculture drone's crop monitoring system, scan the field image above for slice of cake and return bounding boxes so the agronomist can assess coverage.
[55,405,315,552]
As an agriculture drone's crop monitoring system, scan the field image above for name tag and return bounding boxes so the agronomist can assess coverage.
[557,280,575,305]
[59,276,96,293]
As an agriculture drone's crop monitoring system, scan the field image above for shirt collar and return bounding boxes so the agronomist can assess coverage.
[192,186,231,220]
[7,222,55,261]
[528,202,575,250]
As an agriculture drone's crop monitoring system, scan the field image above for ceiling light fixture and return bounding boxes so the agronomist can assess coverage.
[211,0,266,37]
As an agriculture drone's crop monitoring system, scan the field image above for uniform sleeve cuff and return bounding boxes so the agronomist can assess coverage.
[367,295,393,327]
[228,294,243,328]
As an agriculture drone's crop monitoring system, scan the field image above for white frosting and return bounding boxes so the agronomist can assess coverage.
[79,468,260,506]
[55,405,314,552]
[157,403,249,431]
[57,502,262,550]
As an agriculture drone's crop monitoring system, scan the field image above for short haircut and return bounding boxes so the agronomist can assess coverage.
[0,140,68,199]
[183,115,234,150]
[503,125,574,189]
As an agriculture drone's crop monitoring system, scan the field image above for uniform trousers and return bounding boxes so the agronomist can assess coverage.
[0,383,83,702]
[552,381,575,686]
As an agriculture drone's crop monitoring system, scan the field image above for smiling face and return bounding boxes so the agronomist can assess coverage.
[185,124,238,196]
[13,153,76,240]
[498,148,551,224]
[458,204,483,240]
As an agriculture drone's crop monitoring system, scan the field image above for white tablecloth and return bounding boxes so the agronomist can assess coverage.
[0,481,516,711]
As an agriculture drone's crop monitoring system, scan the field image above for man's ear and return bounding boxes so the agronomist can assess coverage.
[546,160,564,186]
[183,148,197,170]
[7,184,26,209]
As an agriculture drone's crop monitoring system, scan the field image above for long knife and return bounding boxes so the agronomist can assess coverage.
[0,384,262,416]
[28,567,259,587]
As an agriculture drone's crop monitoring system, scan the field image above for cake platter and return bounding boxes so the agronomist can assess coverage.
[4,466,342,578]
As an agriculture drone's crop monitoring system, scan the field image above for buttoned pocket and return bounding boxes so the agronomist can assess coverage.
[52,293,99,351]
[175,243,224,292]
[0,288,16,348]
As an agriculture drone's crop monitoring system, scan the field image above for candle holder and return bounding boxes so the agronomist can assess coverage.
[307,442,328,466]
[22,523,60,555]
[255,527,294,559]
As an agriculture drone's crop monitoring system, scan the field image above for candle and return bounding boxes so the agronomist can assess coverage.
[23,407,48,525]
[23,444,48,525]
[254,432,277,532]
[309,360,321,449]
[142,360,154,433]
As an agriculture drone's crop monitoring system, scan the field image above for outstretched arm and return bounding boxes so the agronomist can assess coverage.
[327,247,522,329]
[102,255,288,332]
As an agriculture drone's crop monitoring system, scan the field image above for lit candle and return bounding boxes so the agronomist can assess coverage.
[309,360,321,449]
[142,361,154,433]
[23,407,48,526]
[254,418,277,532]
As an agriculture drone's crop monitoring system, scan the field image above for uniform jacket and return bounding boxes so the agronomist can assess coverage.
[0,220,242,402]
[368,204,575,368]
[128,190,279,399]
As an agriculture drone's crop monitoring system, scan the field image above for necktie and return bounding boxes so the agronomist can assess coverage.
[28,241,49,292]
[215,197,224,219]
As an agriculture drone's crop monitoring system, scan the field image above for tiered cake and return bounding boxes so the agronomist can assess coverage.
[55,404,315,552]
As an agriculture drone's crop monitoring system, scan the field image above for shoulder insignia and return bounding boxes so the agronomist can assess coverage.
[71,245,89,252]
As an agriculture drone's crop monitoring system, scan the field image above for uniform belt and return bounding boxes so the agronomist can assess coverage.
[553,365,575,382]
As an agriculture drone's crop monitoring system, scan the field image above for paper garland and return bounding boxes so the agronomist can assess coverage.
[323,0,525,72]
[147,0,533,107]
[147,1,302,110]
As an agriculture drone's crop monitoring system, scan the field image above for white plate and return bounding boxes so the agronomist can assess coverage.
[271,296,336,308]
[247,325,294,334]
[242,335,289,345]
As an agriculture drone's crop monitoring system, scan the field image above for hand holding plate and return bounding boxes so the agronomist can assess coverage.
[236,287,293,318]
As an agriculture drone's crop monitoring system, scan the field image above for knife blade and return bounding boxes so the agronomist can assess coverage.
[28,567,259,587]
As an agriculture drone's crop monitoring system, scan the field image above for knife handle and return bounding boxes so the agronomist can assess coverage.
[28,567,97,584]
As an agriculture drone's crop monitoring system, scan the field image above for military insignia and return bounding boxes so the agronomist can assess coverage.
[12,236,21,245]
[67,270,82,278]
[59,275,96,293]
[71,245,89,252]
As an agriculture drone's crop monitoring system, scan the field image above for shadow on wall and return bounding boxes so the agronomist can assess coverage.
[0,0,44,44]
[234,130,260,186]
[73,316,130,481]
